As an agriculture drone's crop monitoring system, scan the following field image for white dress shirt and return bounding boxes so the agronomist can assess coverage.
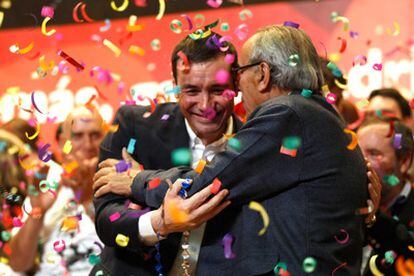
[138,117,234,245]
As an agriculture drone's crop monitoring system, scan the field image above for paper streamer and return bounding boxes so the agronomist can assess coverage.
[249,201,269,235]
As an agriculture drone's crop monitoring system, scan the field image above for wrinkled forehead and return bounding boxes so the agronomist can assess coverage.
[358,123,394,148]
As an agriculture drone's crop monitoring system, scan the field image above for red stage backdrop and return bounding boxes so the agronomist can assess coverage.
[0,0,413,148]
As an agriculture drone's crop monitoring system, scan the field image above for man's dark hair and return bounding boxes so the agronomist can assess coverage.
[360,115,414,163]
[171,31,238,83]
[368,88,412,119]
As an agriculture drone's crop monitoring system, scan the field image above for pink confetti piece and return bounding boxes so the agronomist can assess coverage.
[326,93,337,104]
[215,69,230,84]
[41,6,55,18]
[334,228,349,244]
[222,89,236,101]
[207,0,223,8]
[109,212,121,222]
[222,233,236,259]
[203,108,217,121]
[224,54,235,64]
[373,63,382,71]
[53,240,66,253]
[234,23,248,41]
[13,217,23,227]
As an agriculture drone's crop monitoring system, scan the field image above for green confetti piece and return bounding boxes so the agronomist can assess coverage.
[384,250,396,264]
[301,89,313,98]
[228,137,242,151]
[282,136,302,150]
[382,174,400,186]
[288,54,300,67]
[274,262,288,274]
[88,253,101,265]
[171,148,192,166]
[1,231,11,242]
[302,257,317,273]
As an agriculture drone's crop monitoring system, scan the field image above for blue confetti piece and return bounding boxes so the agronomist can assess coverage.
[127,138,136,154]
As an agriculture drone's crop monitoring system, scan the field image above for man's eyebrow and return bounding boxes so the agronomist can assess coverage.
[181,84,199,89]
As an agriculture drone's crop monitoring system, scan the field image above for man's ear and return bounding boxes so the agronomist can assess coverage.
[400,152,413,175]
[257,62,271,93]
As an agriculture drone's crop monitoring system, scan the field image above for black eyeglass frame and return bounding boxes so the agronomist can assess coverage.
[232,61,262,74]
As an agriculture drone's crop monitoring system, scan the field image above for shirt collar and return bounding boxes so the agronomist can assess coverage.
[185,116,234,148]
[388,180,412,209]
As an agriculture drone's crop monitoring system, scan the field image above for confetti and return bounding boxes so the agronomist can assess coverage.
[288,54,300,67]
[126,15,143,32]
[372,63,382,71]
[194,159,206,174]
[337,37,347,53]
[301,89,313,98]
[170,19,183,34]
[115,160,132,173]
[326,93,337,104]
[207,0,223,8]
[283,21,300,28]
[382,175,400,186]
[177,50,189,71]
[227,137,241,151]
[150,39,161,51]
[282,136,301,150]
[156,0,165,20]
[234,23,248,41]
[111,0,129,12]
[222,89,236,101]
[220,22,230,32]
[41,16,56,36]
[334,228,349,244]
[352,54,367,66]
[194,14,205,28]
[148,178,162,189]
[386,21,400,36]
[202,107,216,120]
[181,14,193,31]
[53,240,66,253]
[129,45,145,56]
[343,129,358,150]
[224,54,235,64]
[25,121,40,140]
[393,133,402,149]
[12,217,23,227]
[384,250,397,264]
[73,2,85,23]
[88,254,101,265]
[249,201,269,235]
[280,146,297,157]
[215,69,230,84]
[63,140,72,154]
[210,178,222,194]
[41,6,55,18]
[239,9,252,21]
[303,257,317,273]
[222,233,236,259]
[274,262,289,275]
[10,42,35,55]
[386,120,394,138]
[332,262,347,275]
[171,148,192,166]
[332,15,350,31]
[115,234,129,247]
[109,212,121,222]
[57,50,84,71]
[368,255,383,276]
[100,19,111,32]
[0,12,4,28]
[38,143,52,162]
[103,39,121,57]
[127,138,136,154]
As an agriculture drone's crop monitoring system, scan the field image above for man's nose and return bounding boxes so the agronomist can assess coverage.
[198,93,212,110]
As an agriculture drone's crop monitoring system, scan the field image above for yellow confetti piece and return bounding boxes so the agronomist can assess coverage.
[10,42,34,55]
[63,140,72,154]
[334,78,347,90]
[328,53,341,63]
[41,17,56,36]
[7,145,19,155]
[103,38,121,57]
[344,129,358,150]
[39,55,55,71]
[0,11,4,28]
[386,21,400,36]
[128,45,145,56]
[110,0,129,12]
[409,245,414,251]
[369,255,384,276]
[6,86,20,94]
[194,159,206,174]
[333,16,350,31]
[0,257,9,264]
[115,234,129,247]
[25,122,40,140]
[61,216,79,232]
[126,15,144,32]
[156,0,166,20]
[249,201,269,236]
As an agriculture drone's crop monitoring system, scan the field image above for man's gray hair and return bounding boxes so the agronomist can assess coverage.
[249,25,324,92]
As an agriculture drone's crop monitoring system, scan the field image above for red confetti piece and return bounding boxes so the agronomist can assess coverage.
[57,50,84,71]
[280,146,297,157]
[80,3,94,22]
[73,2,84,23]
[181,14,193,31]
[210,178,222,194]
[337,37,347,53]
[386,121,395,138]
[148,178,162,190]
[332,262,347,276]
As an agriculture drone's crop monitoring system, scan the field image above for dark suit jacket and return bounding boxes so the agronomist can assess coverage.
[132,92,368,275]
[364,184,414,275]
[92,103,242,275]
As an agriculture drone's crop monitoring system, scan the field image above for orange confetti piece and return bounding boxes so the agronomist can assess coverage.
[194,159,206,174]
[343,129,358,150]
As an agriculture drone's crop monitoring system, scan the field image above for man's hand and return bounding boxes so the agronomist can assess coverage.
[152,179,231,236]
[365,158,381,226]
[93,148,142,197]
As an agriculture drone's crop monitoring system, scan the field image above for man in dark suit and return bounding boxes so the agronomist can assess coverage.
[357,116,414,275]
[92,32,243,275]
[105,25,369,274]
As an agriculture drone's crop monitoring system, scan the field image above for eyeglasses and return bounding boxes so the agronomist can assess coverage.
[232,61,262,75]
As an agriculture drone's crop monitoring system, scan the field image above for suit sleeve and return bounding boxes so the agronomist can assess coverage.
[94,106,149,251]
[131,104,304,207]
